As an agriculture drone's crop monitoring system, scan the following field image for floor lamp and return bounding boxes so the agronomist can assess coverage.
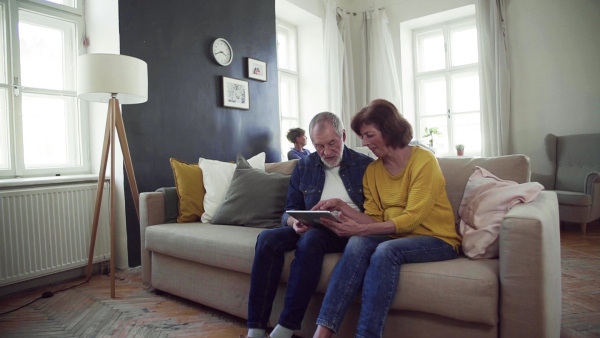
[77,54,148,298]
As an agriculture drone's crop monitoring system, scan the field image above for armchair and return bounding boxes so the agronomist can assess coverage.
[533,133,600,234]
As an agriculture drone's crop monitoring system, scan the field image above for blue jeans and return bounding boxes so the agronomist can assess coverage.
[316,235,458,338]
[247,226,348,330]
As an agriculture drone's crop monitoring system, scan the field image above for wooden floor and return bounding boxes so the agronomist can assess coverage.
[0,220,599,338]
[559,220,600,337]
[0,268,248,337]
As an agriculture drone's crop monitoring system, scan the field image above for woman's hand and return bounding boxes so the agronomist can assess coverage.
[312,198,347,211]
[320,212,365,237]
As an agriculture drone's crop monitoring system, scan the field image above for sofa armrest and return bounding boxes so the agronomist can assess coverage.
[499,191,561,338]
[140,191,166,286]
[585,171,600,221]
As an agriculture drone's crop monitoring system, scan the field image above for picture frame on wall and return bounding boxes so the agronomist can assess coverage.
[247,58,267,81]
[222,76,250,110]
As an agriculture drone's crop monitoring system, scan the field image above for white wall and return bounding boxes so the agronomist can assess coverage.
[84,0,128,269]
[507,0,600,176]
[281,0,324,18]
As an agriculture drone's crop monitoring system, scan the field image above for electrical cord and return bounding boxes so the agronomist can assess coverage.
[0,264,128,317]
[0,275,92,316]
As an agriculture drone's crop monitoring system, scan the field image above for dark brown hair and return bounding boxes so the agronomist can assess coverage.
[351,99,413,149]
[286,128,305,143]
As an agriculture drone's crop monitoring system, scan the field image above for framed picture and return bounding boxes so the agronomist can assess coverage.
[222,76,250,109]
[247,58,267,81]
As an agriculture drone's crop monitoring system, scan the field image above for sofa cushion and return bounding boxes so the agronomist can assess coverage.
[458,167,544,259]
[146,223,266,274]
[286,253,499,327]
[554,190,592,206]
[438,155,530,219]
[212,154,290,228]
[395,258,498,325]
[156,187,178,223]
[199,152,265,223]
[265,159,298,175]
[170,158,205,223]
[146,222,499,326]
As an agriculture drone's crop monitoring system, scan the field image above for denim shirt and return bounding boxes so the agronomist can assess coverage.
[281,145,374,226]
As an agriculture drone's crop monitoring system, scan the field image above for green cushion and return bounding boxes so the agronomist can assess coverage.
[156,187,179,223]
[212,153,289,228]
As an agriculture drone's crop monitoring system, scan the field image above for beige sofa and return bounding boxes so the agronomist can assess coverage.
[140,154,562,338]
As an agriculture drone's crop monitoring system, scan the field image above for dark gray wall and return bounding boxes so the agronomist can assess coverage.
[119,0,279,266]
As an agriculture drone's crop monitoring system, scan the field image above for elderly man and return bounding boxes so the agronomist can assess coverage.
[242,112,373,338]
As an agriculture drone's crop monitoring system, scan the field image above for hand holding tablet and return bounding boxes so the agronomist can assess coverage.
[286,210,341,228]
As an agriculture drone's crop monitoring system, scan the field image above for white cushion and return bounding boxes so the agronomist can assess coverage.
[199,152,265,223]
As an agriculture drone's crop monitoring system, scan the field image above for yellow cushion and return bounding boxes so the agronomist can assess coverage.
[170,158,205,222]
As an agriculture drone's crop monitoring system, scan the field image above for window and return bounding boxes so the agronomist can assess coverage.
[413,18,480,156]
[0,0,86,178]
[276,19,299,161]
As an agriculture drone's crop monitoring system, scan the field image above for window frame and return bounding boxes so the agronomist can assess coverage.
[0,0,87,178]
[276,19,300,161]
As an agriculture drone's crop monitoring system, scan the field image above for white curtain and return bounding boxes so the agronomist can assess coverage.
[360,9,402,110]
[338,8,358,148]
[323,0,343,116]
[323,0,358,148]
[476,0,510,156]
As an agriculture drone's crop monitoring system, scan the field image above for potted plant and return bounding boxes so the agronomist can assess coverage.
[423,127,441,148]
[455,144,465,156]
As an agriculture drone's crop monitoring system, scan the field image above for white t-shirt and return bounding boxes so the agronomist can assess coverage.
[320,166,359,211]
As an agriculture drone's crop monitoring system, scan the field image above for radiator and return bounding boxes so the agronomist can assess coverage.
[0,183,110,287]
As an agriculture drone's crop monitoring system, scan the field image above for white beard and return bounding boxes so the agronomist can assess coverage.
[321,152,343,168]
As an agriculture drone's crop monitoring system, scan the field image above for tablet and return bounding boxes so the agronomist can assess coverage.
[287,210,341,227]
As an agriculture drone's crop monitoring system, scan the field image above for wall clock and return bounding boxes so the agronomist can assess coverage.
[212,38,233,66]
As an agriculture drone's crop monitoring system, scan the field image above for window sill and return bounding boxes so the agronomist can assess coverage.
[0,174,110,189]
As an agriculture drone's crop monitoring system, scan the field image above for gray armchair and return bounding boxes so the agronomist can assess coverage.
[532,133,600,234]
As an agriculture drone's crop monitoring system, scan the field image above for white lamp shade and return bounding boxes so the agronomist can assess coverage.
[77,53,148,104]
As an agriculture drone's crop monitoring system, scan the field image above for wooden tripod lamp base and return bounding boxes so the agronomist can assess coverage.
[85,96,140,298]
[77,54,148,299]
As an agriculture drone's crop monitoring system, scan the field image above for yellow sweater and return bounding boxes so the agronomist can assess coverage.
[362,146,461,250]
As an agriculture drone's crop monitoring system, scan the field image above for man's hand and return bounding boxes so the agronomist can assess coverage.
[292,219,311,235]
[312,198,346,211]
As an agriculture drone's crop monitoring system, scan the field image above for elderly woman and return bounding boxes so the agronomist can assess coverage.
[312,99,461,338]
[286,127,311,160]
